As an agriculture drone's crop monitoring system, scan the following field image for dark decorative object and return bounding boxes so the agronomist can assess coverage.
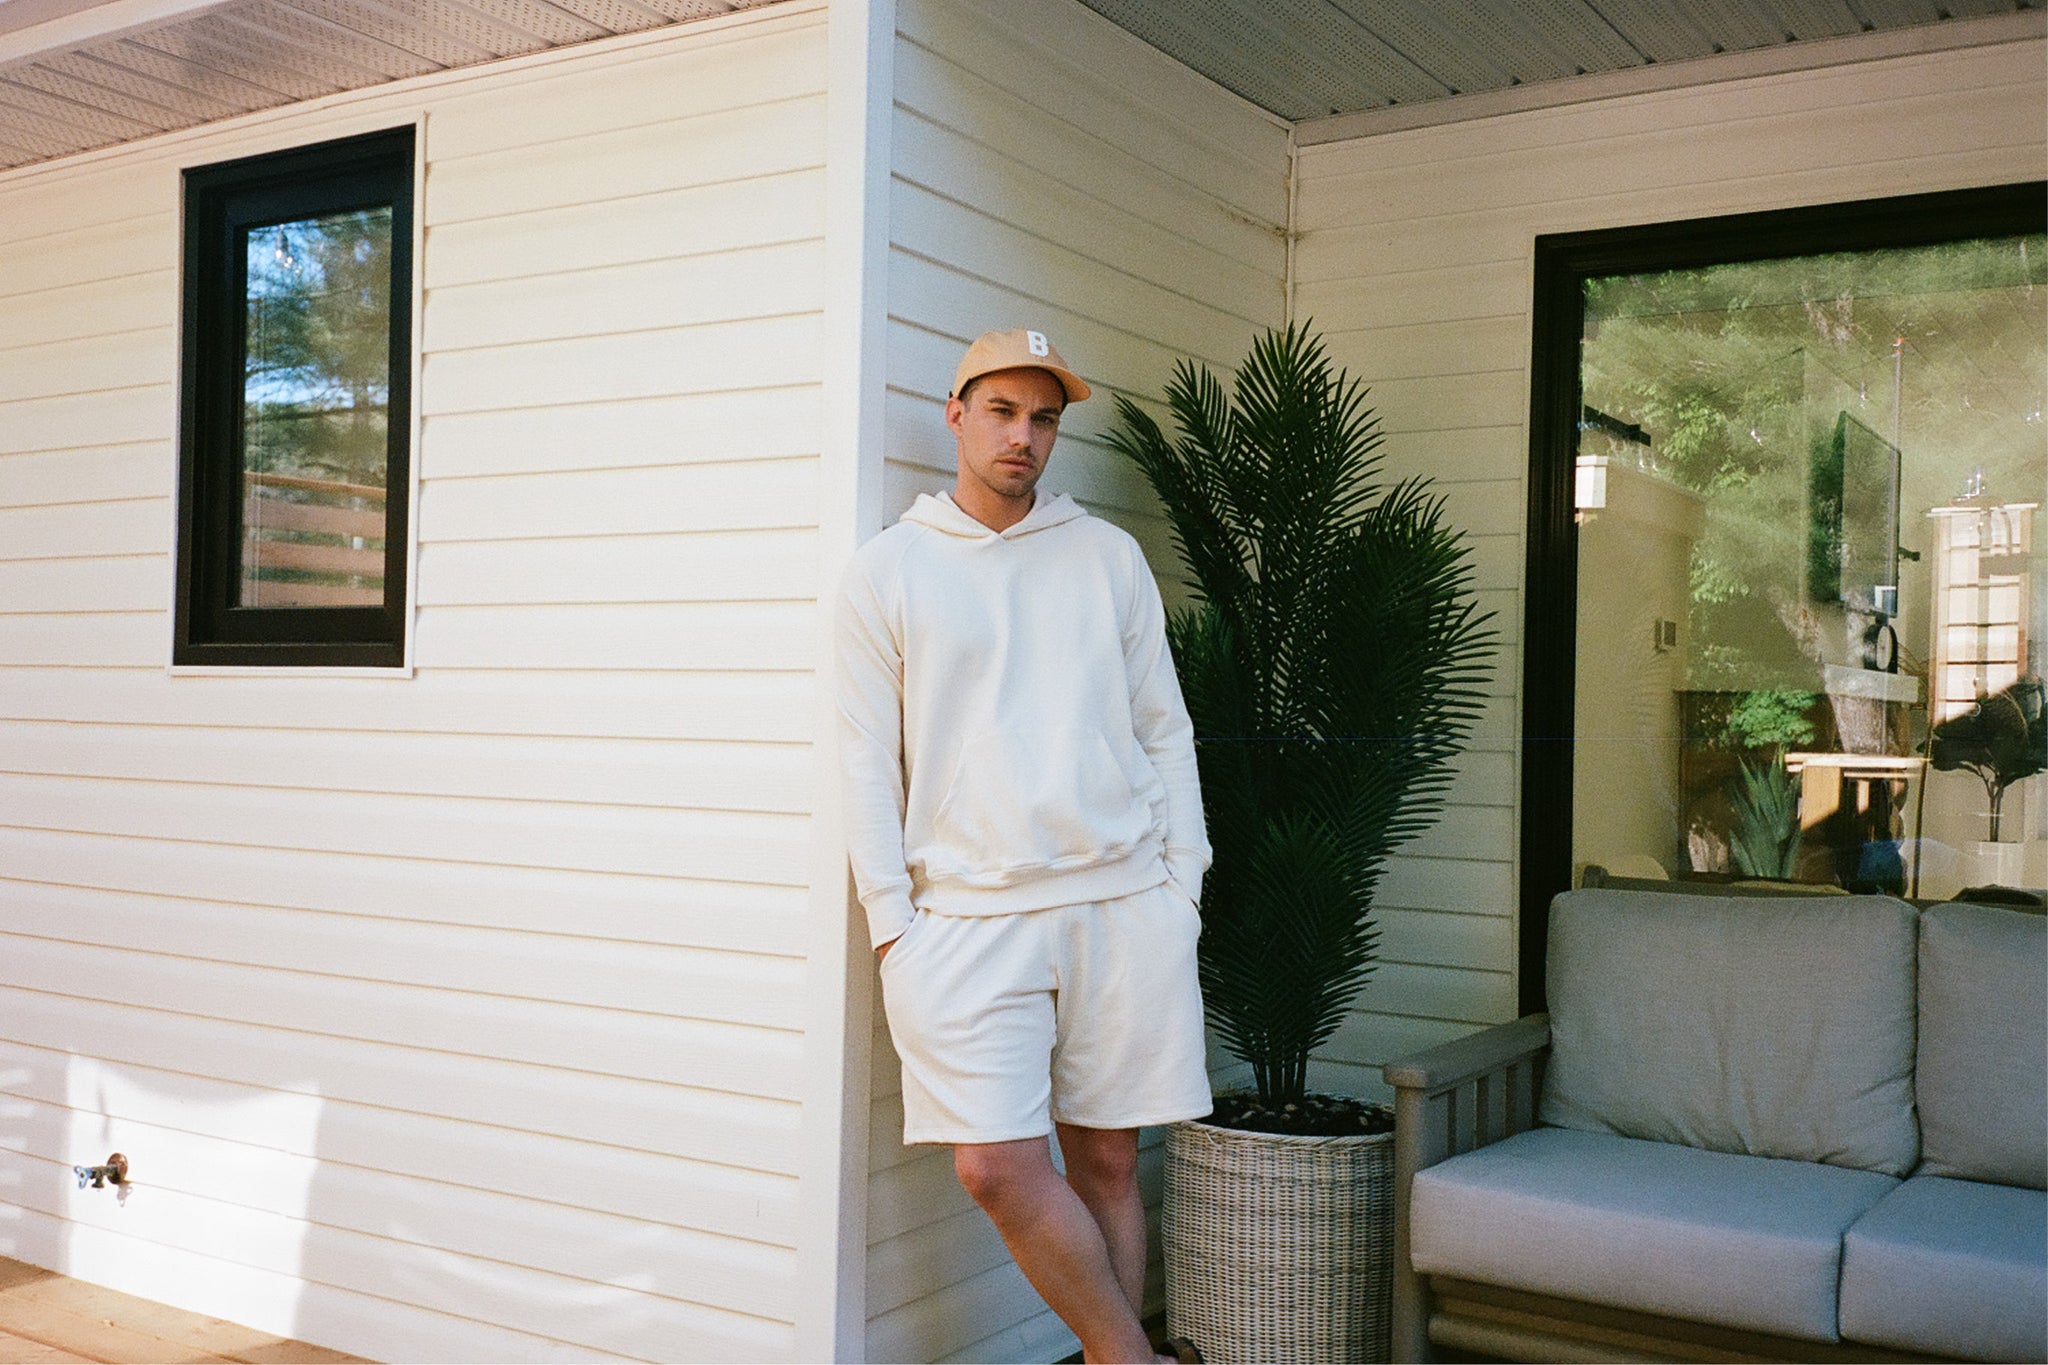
[1930,676,2048,842]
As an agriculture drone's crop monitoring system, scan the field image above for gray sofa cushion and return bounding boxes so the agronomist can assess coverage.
[1917,901,2048,1189]
[1410,1127,1897,1340]
[1539,888,1919,1174]
[1840,1174,2048,1362]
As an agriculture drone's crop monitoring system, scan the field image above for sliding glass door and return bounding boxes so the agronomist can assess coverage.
[1523,185,2046,1002]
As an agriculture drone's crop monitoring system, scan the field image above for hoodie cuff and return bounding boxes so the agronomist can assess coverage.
[1165,848,1209,907]
[863,888,917,951]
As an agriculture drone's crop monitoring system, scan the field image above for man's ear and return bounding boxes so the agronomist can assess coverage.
[944,396,966,435]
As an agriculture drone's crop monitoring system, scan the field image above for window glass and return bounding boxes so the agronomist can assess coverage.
[176,126,412,667]
[1573,234,2047,896]
[241,209,392,609]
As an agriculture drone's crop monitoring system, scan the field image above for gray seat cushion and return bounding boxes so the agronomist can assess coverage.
[1840,1174,2048,1362]
[1917,901,2048,1189]
[1540,888,1920,1174]
[1410,1127,1897,1340]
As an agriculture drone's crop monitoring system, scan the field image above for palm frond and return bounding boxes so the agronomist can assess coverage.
[1110,325,1497,1107]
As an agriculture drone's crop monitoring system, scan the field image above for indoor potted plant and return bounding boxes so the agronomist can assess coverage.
[1105,325,1493,1363]
[1929,674,2046,886]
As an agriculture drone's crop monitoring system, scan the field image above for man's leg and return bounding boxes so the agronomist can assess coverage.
[1054,1123,1146,1314]
[954,1138,1156,1365]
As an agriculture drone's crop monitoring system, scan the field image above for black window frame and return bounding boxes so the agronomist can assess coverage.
[175,126,415,668]
[1520,181,2048,1013]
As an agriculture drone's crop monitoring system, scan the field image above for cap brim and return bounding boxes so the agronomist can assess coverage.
[956,362,1091,404]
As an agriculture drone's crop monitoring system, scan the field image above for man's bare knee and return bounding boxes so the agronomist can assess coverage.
[954,1139,1052,1213]
[1057,1126,1140,1198]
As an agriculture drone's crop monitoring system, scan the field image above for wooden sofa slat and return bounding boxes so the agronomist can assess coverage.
[1506,1056,1538,1131]
[1477,1066,1509,1145]
[1429,1277,1955,1365]
[1429,1308,1694,1364]
[1451,1078,1478,1151]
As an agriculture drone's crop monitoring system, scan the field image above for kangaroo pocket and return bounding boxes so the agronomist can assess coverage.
[923,728,1152,885]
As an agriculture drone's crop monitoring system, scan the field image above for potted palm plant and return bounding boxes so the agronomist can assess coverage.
[1930,675,2047,886]
[1105,325,1493,1363]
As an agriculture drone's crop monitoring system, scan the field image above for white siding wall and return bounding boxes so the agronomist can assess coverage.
[0,5,835,1360]
[1292,37,2048,1085]
[866,2,1289,1360]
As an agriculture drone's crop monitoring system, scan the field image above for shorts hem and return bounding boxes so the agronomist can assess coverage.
[900,1123,1056,1147]
[1050,1100,1215,1131]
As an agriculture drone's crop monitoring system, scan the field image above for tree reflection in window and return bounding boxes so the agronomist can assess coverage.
[1574,232,2047,896]
[240,209,392,609]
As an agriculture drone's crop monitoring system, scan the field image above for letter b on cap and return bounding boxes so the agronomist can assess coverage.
[1026,330,1049,356]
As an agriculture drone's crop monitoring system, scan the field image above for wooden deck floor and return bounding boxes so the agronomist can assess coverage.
[0,1260,364,1365]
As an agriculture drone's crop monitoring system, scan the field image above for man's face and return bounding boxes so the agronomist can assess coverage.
[946,367,1066,508]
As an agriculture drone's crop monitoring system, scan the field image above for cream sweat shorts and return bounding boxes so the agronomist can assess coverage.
[878,878,1214,1145]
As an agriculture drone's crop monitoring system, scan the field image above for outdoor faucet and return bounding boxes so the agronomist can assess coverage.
[73,1154,128,1190]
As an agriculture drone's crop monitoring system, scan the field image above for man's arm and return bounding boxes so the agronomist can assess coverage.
[835,556,918,951]
[1120,537,1211,901]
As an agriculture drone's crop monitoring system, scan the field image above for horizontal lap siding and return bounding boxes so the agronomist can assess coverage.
[0,6,829,1361]
[1292,35,2048,1097]
[869,1,1289,1359]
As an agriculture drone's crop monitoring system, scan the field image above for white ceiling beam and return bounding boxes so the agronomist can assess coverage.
[0,0,244,66]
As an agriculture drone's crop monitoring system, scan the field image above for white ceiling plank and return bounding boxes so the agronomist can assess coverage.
[1461,0,1649,81]
[629,0,734,20]
[0,132,46,161]
[80,33,295,107]
[1,55,195,123]
[1850,0,1950,22]
[198,7,412,86]
[446,0,610,47]
[1598,0,1763,59]
[126,19,344,99]
[233,0,445,78]
[1076,0,1447,119]
[0,73,166,137]
[546,0,670,37]
[406,0,562,55]
[1326,0,1519,95]
[280,0,498,66]
[0,0,238,65]
[0,87,115,153]
[1761,0,1868,42]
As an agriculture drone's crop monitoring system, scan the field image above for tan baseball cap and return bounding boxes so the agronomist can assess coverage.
[951,327,1091,404]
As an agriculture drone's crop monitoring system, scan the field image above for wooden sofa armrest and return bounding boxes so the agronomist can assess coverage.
[1384,1011,1552,1098]
[1383,1013,1551,1362]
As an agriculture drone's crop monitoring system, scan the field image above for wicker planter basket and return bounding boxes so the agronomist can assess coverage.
[1162,1118,1396,1364]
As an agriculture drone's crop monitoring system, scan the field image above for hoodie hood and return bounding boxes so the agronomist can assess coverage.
[901,490,1088,540]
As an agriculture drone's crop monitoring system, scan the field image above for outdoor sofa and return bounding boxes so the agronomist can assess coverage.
[1383,887,2048,1363]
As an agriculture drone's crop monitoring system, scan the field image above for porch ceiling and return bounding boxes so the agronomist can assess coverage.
[0,0,2039,174]
[1075,0,2040,124]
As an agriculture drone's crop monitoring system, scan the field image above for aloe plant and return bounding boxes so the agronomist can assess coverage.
[1105,325,1494,1108]
[1729,750,1803,878]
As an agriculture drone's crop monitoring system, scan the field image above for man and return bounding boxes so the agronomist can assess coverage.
[836,328,1212,1364]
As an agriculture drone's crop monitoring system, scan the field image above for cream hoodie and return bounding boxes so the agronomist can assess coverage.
[836,490,1210,949]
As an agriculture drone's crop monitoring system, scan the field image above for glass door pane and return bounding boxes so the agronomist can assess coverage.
[1573,235,2047,896]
